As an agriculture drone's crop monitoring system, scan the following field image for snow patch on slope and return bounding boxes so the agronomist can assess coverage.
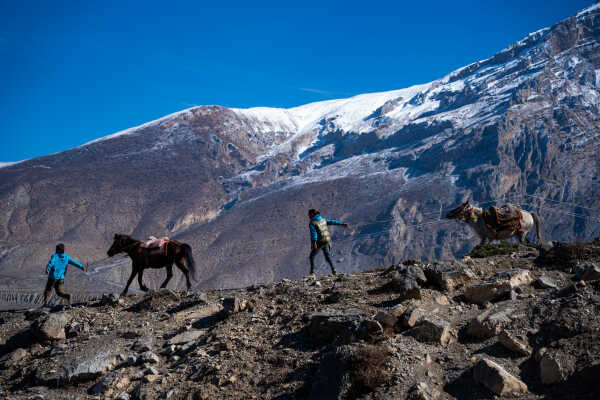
[577,2,600,16]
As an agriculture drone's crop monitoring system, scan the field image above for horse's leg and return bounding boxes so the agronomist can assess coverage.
[175,260,191,292]
[137,268,149,292]
[160,265,174,289]
[518,231,531,245]
[122,267,138,296]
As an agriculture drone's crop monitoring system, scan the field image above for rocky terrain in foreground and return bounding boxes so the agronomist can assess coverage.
[1,239,600,399]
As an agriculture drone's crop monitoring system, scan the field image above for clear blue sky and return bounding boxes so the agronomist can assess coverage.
[0,0,593,162]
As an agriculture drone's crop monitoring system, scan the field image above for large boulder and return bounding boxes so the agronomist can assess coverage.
[307,308,380,345]
[390,277,421,300]
[405,317,452,345]
[498,330,532,357]
[423,261,474,291]
[472,358,528,396]
[467,303,514,339]
[35,337,119,386]
[392,265,427,285]
[31,312,72,341]
[464,269,532,304]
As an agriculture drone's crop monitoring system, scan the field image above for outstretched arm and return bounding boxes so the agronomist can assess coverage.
[326,219,349,228]
[68,257,85,271]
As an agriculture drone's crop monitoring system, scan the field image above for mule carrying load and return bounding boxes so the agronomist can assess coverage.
[446,201,541,246]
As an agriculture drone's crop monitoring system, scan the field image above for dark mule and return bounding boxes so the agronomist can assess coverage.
[107,234,196,295]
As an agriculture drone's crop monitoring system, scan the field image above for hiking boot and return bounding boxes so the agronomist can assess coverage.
[331,270,337,276]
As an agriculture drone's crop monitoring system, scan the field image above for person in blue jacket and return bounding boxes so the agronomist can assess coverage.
[43,243,86,306]
[308,209,349,277]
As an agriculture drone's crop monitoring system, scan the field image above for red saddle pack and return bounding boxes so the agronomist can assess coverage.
[483,204,523,233]
[139,236,169,256]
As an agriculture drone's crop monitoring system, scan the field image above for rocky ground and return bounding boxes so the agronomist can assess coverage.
[1,240,600,399]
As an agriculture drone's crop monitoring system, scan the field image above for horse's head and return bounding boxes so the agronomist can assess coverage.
[107,234,132,257]
[446,201,472,220]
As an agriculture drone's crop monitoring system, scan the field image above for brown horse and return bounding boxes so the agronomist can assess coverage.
[107,234,196,295]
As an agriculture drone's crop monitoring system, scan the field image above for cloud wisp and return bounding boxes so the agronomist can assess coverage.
[298,87,333,95]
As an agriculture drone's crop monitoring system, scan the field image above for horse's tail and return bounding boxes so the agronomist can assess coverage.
[181,243,196,281]
[532,212,542,245]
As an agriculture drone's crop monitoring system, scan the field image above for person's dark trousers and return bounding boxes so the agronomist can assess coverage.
[309,242,336,274]
[43,278,71,305]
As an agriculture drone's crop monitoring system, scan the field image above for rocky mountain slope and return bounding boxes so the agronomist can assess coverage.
[1,241,600,399]
[0,5,599,293]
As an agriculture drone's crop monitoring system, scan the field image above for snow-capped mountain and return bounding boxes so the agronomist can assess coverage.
[1,4,599,291]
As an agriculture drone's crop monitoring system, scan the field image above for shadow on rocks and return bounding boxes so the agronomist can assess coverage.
[473,343,515,359]
[191,310,228,330]
[444,369,494,400]
[0,329,34,358]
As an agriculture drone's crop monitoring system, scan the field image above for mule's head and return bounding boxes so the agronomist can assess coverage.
[107,233,131,257]
[446,201,472,220]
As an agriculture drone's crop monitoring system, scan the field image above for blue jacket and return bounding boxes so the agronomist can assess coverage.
[309,215,342,241]
[46,253,83,280]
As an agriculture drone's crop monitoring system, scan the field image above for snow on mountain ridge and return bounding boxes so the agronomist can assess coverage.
[73,3,595,159]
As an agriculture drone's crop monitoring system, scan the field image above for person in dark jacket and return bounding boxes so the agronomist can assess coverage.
[43,243,86,306]
[308,209,349,277]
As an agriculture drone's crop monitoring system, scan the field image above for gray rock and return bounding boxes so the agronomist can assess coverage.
[179,341,197,354]
[307,308,367,345]
[101,293,122,306]
[140,351,160,364]
[145,366,159,375]
[498,330,532,356]
[88,371,118,396]
[167,330,205,345]
[374,311,397,332]
[31,312,72,341]
[132,339,153,352]
[467,303,514,339]
[66,321,90,338]
[423,261,474,291]
[173,303,224,322]
[356,319,384,342]
[127,355,138,365]
[116,393,130,400]
[536,275,558,289]
[35,337,119,385]
[132,370,145,379]
[405,317,452,345]
[472,358,528,396]
[0,347,28,369]
[223,296,246,313]
[393,265,427,285]
[464,269,532,304]
[390,277,421,299]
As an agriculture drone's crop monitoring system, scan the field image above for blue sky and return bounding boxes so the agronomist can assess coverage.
[0,0,593,162]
